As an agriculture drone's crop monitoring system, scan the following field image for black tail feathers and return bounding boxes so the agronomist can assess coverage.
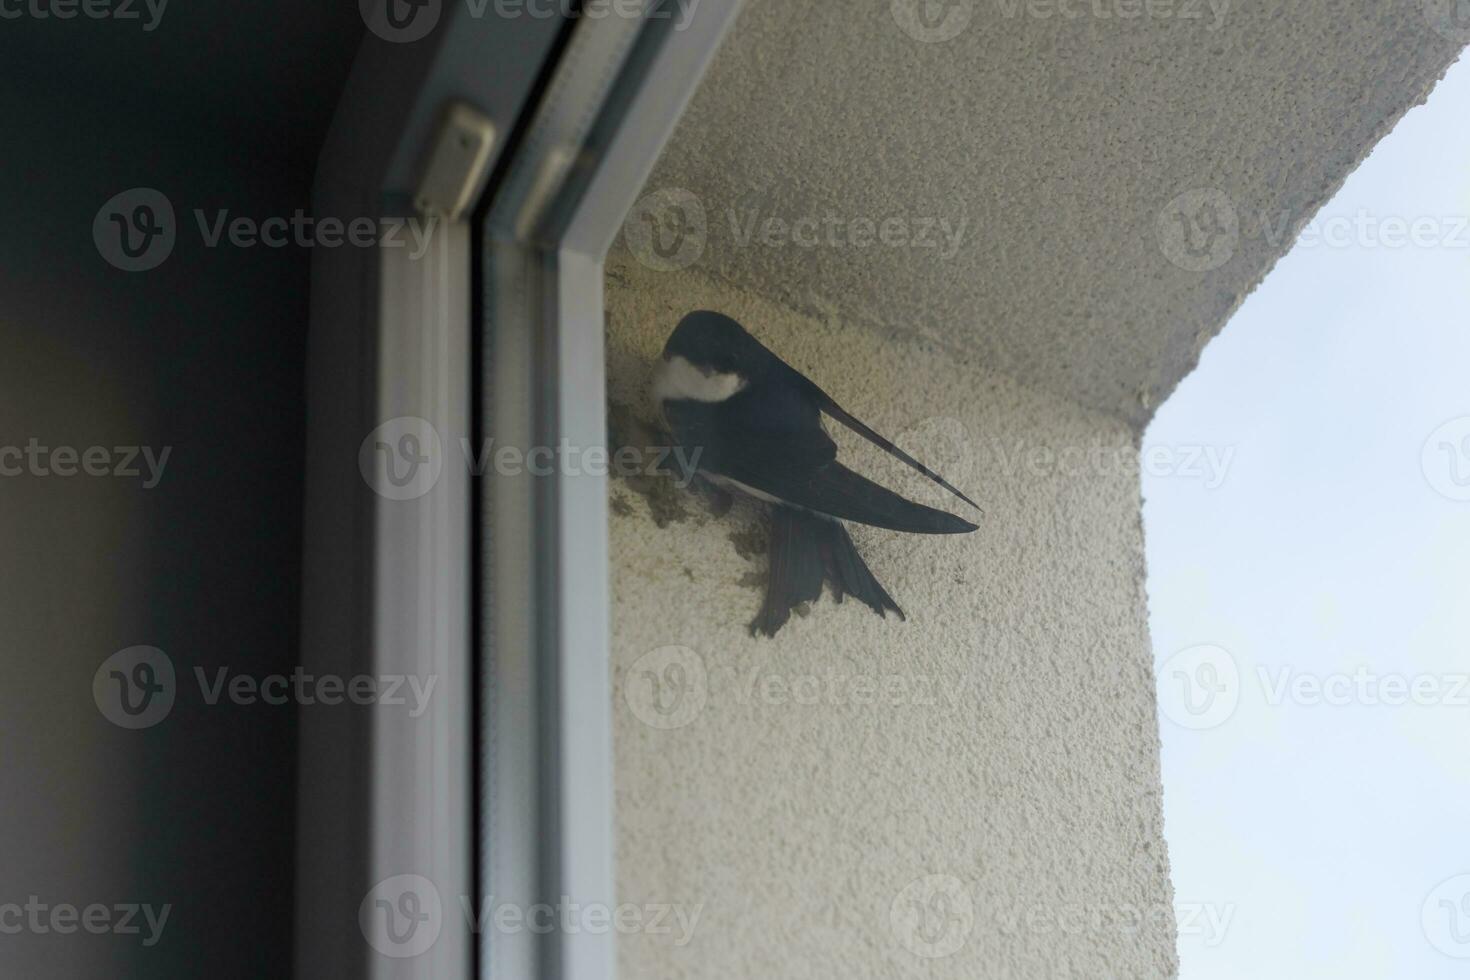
[750,506,905,638]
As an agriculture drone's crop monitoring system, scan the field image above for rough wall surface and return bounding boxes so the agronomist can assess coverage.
[606,250,1174,978]
[604,3,1467,976]
[634,0,1465,427]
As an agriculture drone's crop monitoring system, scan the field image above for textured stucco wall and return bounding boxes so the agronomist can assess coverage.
[603,2,1467,976]
[605,249,1174,978]
[634,0,1465,427]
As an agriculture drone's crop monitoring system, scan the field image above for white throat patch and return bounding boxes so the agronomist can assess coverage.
[652,354,748,405]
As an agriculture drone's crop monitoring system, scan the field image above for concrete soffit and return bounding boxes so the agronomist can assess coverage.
[627,0,1468,430]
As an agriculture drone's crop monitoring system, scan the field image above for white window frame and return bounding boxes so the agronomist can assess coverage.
[299,4,740,979]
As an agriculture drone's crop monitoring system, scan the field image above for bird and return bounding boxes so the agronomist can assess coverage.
[651,310,979,637]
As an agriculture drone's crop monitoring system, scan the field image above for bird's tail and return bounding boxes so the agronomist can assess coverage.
[751,506,905,637]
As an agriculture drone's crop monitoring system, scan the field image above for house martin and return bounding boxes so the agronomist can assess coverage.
[653,310,979,636]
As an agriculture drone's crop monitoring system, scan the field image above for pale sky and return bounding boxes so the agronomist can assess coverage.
[1143,54,1470,979]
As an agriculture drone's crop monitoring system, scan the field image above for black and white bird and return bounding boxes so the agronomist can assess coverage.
[652,310,979,637]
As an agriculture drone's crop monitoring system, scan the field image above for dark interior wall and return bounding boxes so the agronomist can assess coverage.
[0,8,361,978]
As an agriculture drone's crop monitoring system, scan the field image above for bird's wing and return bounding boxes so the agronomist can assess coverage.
[733,452,977,534]
[667,400,976,535]
[667,381,834,455]
[782,366,981,513]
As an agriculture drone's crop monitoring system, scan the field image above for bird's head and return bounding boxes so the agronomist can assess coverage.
[661,310,769,379]
[653,311,770,408]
